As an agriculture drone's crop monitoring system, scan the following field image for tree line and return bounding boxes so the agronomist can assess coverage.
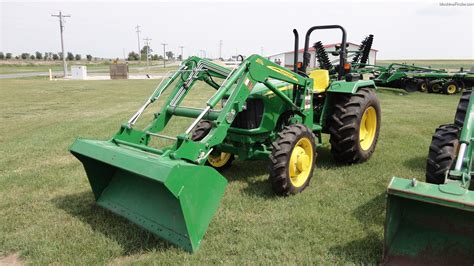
[0,51,93,61]
[127,45,181,61]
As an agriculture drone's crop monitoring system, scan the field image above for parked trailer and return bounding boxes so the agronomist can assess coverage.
[353,63,473,95]
[406,70,474,94]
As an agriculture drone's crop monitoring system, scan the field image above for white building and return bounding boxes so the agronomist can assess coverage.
[268,42,378,68]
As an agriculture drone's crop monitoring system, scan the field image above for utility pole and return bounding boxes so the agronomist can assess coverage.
[219,40,223,59]
[179,46,184,61]
[51,11,71,77]
[135,25,141,62]
[143,37,152,67]
[161,43,167,68]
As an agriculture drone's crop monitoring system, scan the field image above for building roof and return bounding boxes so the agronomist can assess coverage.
[269,42,378,57]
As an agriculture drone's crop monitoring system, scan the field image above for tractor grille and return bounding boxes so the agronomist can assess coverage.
[231,99,264,129]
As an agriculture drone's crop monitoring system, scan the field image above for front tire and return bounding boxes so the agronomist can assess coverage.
[426,124,460,184]
[269,124,316,196]
[328,88,381,163]
[191,120,234,170]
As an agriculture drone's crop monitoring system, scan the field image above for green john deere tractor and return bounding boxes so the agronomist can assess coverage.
[70,25,381,252]
[384,90,474,264]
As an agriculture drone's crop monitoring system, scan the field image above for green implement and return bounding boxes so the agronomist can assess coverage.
[70,25,381,252]
[383,90,474,264]
[70,139,227,252]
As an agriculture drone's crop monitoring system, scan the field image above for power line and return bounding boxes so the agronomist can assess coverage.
[135,25,141,62]
[219,40,223,59]
[51,11,71,77]
[179,46,184,61]
[161,43,167,68]
[143,37,152,67]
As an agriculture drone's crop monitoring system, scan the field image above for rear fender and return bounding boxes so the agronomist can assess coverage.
[326,80,377,94]
[319,80,377,130]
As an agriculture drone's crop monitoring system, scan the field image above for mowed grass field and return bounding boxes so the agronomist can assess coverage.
[0,77,461,264]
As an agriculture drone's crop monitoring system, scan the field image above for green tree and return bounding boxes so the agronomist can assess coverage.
[128,51,139,61]
[86,54,92,61]
[30,55,35,60]
[52,53,59,60]
[0,52,4,60]
[177,54,182,61]
[21,53,29,60]
[75,54,81,61]
[140,45,152,60]
[6,53,12,59]
[152,54,159,60]
[165,51,174,60]
[67,52,74,61]
[35,51,43,60]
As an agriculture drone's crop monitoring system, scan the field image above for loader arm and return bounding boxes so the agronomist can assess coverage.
[113,55,312,164]
[69,55,314,252]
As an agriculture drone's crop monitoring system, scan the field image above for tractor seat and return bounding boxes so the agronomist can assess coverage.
[309,69,330,93]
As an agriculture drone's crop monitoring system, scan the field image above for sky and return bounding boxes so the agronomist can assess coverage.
[1,0,473,60]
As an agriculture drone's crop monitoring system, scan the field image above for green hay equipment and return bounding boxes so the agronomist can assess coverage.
[70,25,381,252]
[384,90,474,264]
[343,33,474,95]
[355,63,474,94]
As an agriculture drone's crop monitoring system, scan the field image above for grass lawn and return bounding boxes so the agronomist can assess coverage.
[0,77,461,264]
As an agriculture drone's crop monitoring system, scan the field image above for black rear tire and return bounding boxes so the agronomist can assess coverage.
[454,90,471,127]
[269,124,316,196]
[426,124,460,184]
[328,88,381,163]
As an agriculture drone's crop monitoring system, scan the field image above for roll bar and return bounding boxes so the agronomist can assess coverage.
[299,25,347,80]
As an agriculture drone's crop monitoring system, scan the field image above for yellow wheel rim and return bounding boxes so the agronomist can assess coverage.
[208,152,231,168]
[359,106,377,151]
[447,84,457,94]
[288,137,313,187]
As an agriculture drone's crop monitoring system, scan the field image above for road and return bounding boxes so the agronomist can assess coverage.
[0,71,63,79]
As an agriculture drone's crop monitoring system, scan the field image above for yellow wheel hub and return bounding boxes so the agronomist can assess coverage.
[289,137,313,187]
[447,84,457,94]
[359,106,377,151]
[208,152,231,168]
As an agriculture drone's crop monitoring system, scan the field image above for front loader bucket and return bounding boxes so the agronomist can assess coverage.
[69,139,227,253]
[383,177,474,265]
